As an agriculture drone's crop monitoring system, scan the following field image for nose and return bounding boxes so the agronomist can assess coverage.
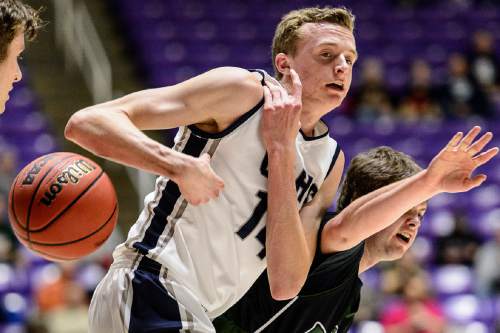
[406,214,421,229]
[334,54,349,76]
[14,62,22,83]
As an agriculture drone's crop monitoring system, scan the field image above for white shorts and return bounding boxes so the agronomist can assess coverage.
[88,255,215,333]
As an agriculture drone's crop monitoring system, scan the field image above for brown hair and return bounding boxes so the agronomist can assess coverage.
[336,147,422,213]
[0,0,42,62]
[272,6,355,80]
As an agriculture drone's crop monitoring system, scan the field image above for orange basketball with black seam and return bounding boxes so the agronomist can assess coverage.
[8,152,118,261]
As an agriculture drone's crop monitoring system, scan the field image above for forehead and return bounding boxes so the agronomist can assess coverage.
[403,202,427,216]
[296,22,356,52]
[416,202,428,210]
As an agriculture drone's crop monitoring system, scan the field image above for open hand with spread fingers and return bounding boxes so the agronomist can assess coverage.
[426,126,499,193]
[260,69,303,152]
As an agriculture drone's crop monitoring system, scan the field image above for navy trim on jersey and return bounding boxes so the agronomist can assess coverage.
[187,97,264,139]
[249,69,266,85]
[129,256,183,333]
[325,144,341,178]
[299,119,330,141]
[133,133,209,255]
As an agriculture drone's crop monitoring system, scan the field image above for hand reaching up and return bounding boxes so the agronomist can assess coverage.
[260,69,302,152]
[426,126,498,193]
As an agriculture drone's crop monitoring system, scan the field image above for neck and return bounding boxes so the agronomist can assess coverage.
[299,97,334,136]
[358,241,380,274]
[278,79,331,137]
[300,111,319,136]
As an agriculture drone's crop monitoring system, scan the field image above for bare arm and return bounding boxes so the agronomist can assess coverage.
[266,147,344,300]
[65,67,263,204]
[298,152,345,266]
[323,170,430,253]
[322,127,498,253]
[262,69,345,299]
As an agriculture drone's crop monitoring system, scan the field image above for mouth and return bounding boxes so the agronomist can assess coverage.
[396,232,411,244]
[326,82,345,92]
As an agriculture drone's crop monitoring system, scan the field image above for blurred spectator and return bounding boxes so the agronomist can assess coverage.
[0,147,17,194]
[475,221,500,296]
[352,58,395,122]
[26,317,49,333]
[398,60,442,122]
[439,53,492,118]
[380,252,422,296]
[435,211,481,266]
[0,191,16,263]
[42,281,88,333]
[467,30,500,93]
[380,271,446,333]
[36,262,87,312]
[354,282,381,324]
[35,262,89,332]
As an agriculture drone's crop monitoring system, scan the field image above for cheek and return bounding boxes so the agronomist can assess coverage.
[345,69,353,86]
[296,68,317,94]
[373,231,391,246]
[0,62,14,85]
[0,64,7,84]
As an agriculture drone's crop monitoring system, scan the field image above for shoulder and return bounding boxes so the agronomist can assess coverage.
[197,67,264,97]
[211,68,265,128]
[160,67,264,127]
[185,67,264,121]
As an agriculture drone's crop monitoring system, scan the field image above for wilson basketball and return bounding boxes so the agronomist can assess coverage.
[7,152,118,261]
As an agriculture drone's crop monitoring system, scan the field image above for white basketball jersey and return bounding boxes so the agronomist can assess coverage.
[113,70,341,318]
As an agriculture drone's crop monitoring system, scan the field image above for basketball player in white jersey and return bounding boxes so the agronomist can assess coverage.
[65,7,354,333]
[0,0,41,114]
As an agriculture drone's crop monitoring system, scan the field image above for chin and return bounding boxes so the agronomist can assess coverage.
[386,246,407,261]
[393,251,406,260]
[325,96,343,110]
[333,94,347,107]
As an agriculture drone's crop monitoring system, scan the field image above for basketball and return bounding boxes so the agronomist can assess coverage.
[7,152,118,261]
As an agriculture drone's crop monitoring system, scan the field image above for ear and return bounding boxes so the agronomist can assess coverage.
[275,53,291,76]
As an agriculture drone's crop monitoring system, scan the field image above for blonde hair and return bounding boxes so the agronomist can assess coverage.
[272,6,355,79]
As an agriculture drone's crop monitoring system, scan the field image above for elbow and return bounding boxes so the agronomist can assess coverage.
[64,108,109,157]
[65,108,97,142]
[270,284,300,301]
[64,111,84,142]
[269,276,304,301]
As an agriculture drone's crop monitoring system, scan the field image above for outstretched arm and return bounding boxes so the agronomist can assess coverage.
[65,67,263,205]
[322,127,498,253]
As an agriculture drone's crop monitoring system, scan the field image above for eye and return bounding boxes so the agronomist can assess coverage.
[320,52,332,59]
[346,57,353,65]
